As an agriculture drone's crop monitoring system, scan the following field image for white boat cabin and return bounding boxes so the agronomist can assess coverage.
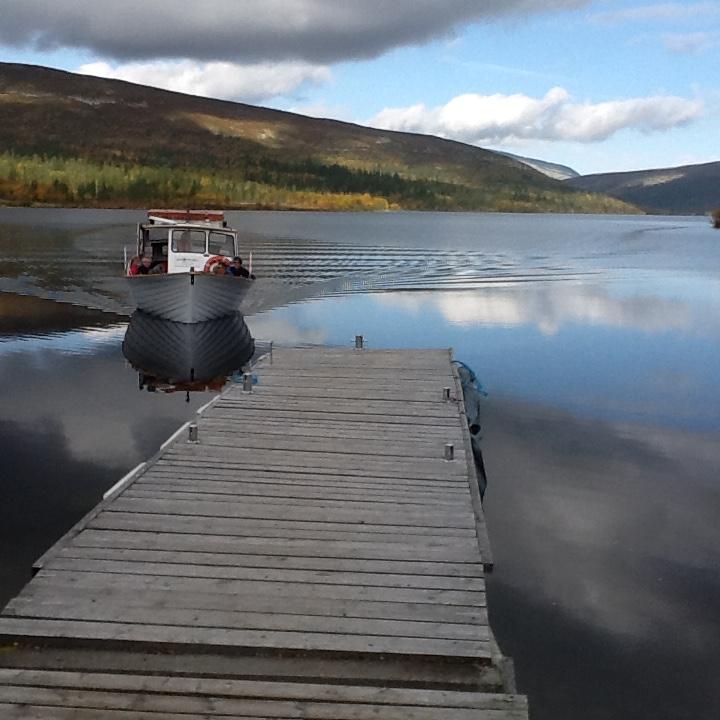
[127,210,239,275]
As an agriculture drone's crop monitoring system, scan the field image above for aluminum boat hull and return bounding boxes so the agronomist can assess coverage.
[126,272,252,323]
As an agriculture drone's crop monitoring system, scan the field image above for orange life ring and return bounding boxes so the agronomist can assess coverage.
[204,255,230,273]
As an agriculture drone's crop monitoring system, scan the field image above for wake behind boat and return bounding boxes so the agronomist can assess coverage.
[124,209,254,323]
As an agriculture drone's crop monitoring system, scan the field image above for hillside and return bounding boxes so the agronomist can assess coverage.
[0,63,637,213]
[566,161,720,214]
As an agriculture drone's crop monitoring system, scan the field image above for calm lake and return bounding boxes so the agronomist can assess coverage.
[1,208,718,719]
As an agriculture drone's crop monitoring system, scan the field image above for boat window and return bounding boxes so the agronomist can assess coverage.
[208,231,235,257]
[146,226,169,243]
[150,242,168,262]
[171,229,206,253]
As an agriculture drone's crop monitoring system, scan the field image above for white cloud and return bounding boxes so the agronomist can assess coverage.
[551,95,702,141]
[662,31,720,53]
[369,88,703,145]
[591,3,720,55]
[592,2,720,24]
[1,1,590,64]
[77,60,331,103]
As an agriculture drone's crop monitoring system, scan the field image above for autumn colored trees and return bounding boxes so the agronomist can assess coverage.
[0,150,636,213]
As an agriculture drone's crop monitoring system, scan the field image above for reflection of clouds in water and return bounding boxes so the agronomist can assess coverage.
[484,398,720,646]
[0,325,127,358]
[368,293,427,315]
[436,285,692,334]
[438,292,528,328]
[0,327,135,464]
[0,349,192,467]
[619,424,720,491]
[376,284,694,335]
[245,314,327,346]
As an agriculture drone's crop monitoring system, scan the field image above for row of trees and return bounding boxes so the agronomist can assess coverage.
[0,153,391,210]
[0,151,635,213]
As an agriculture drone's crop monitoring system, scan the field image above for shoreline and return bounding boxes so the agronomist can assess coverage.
[0,201,651,215]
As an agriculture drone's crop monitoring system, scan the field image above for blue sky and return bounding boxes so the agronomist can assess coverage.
[1,1,717,174]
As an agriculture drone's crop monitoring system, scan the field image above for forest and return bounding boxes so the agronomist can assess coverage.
[0,151,635,214]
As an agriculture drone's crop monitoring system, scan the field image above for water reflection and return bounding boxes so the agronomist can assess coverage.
[0,292,125,338]
[122,311,255,396]
[482,396,720,718]
[374,279,702,335]
[432,282,694,335]
[0,217,137,314]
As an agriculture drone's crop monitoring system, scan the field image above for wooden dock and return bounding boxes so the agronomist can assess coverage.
[0,346,527,718]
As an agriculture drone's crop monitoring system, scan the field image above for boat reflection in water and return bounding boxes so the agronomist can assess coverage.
[122,311,255,397]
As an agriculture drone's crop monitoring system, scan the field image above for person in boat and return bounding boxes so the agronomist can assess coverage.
[227,256,255,279]
[134,256,163,275]
[212,263,227,275]
[177,230,193,252]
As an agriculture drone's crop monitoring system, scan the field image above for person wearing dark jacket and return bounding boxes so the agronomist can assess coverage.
[227,257,255,279]
[134,256,163,274]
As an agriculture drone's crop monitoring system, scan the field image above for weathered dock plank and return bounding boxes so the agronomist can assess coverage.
[0,346,524,718]
[0,669,530,720]
[0,669,523,710]
[123,479,469,504]
[8,584,486,624]
[89,513,478,543]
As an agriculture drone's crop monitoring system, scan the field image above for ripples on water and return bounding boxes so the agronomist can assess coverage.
[0,209,631,317]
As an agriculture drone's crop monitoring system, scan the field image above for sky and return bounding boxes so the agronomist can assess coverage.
[1,0,718,175]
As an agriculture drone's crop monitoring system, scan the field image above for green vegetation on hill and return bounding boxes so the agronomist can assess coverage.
[0,63,639,214]
[0,152,634,213]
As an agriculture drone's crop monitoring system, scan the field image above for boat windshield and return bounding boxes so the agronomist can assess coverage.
[171,229,206,253]
[140,226,170,259]
[146,226,169,243]
[208,231,235,257]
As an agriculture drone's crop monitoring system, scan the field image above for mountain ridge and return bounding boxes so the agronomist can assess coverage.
[566,161,720,215]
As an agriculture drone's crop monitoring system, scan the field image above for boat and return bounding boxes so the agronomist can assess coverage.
[122,310,255,395]
[124,209,254,322]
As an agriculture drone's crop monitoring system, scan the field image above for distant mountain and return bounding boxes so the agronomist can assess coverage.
[0,63,637,213]
[497,151,580,181]
[566,161,720,214]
